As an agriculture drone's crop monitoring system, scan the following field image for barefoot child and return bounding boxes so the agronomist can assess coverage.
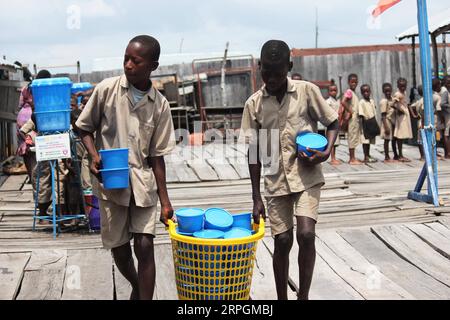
[411,85,425,160]
[359,84,379,163]
[342,74,362,165]
[380,83,397,162]
[440,76,450,158]
[240,40,338,300]
[76,35,175,300]
[326,84,341,165]
[393,78,414,162]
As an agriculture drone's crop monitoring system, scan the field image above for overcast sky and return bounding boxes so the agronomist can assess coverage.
[1,0,448,72]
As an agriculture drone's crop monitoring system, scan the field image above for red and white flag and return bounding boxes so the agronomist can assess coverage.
[372,0,402,18]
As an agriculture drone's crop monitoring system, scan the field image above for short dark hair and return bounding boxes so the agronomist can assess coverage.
[432,77,441,90]
[348,73,358,82]
[291,72,302,80]
[382,82,392,91]
[36,70,51,79]
[328,84,338,91]
[129,35,161,62]
[397,77,407,85]
[260,40,291,65]
[360,84,370,93]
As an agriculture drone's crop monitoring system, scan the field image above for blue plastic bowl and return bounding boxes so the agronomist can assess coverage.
[31,77,72,113]
[193,229,225,239]
[232,212,252,230]
[204,208,233,231]
[99,148,129,170]
[224,227,252,239]
[100,167,129,189]
[175,208,205,234]
[296,132,328,157]
[34,109,71,133]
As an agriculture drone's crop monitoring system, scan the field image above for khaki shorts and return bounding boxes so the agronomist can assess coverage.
[99,198,158,249]
[266,185,321,236]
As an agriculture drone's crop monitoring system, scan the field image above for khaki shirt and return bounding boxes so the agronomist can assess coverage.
[240,79,338,197]
[326,96,340,113]
[380,98,396,124]
[358,98,377,120]
[76,75,175,207]
[393,91,413,139]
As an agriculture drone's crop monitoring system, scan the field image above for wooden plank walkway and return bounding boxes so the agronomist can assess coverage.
[1,141,450,299]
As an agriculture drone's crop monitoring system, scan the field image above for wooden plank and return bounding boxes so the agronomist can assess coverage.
[250,238,297,300]
[0,175,27,191]
[406,223,450,259]
[316,230,415,299]
[425,222,450,240]
[372,225,450,287]
[186,160,219,181]
[263,236,363,300]
[62,249,114,300]
[0,252,31,299]
[17,250,67,300]
[338,228,450,300]
[172,162,200,183]
[154,243,178,300]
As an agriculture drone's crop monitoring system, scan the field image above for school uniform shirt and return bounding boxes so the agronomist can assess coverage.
[393,91,413,139]
[440,86,450,135]
[75,75,176,208]
[380,98,395,140]
[240,78,338,197]
[326,96,341,146]
[358,98,378,144]
[347,89,361,148]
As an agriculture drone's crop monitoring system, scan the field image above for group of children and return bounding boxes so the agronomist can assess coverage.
[325,74,450,165]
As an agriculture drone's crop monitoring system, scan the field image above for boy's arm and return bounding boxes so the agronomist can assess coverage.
[300,120,338,165]
[149,156,173,227]
[248,147,266,224]
[381,113,390,136]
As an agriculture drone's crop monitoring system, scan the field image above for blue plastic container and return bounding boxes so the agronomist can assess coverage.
[100,167,129,189]
[34,109,71,132]
[224,227,252,239]
[193,229,225,239]
[30,77,72,113]
[232,212,252,230]
[71,82,93,94]
[175,208,205,234]
[99,148,129,170]
[204,208,233,231]
[296,132,328,157]
[176,228,194,236]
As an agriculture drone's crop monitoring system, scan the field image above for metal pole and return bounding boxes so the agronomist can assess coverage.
[417,0,438,202]
[77,61,81,82]
[411,37,417,88]
[443,33,448,76]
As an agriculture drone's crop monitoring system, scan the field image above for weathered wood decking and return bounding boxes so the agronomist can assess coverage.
[1,142,450,300]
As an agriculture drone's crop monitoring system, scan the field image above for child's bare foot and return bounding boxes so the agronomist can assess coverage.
[349,159,363,165]
[330,159,341,165]
[399,157,411,163]
[383,159,396,163]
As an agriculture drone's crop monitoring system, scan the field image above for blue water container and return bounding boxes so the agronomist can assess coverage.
[100,167,129,189]
[232,212,252,230]
[30,77,72,133]
[99,148,129,170]
[175,208,205,234]
[296,132,328,157]
[31,77,72,113]
[71,82,94,105]
[204,208,233,231]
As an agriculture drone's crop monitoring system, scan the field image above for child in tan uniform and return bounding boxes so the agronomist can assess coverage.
[358,84,379,163]
[326,84,341,165]
[380,83,397,162]
[393,78,415,162]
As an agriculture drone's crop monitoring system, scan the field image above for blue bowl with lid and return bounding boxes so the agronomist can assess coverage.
[204,208,233,231]
[232,212,252,230]
[175,208,205,234]
[296,132,328,157]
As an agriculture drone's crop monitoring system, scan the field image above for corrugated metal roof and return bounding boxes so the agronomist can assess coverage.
[396,7,450,40]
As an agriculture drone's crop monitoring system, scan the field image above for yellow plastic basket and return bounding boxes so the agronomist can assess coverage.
[167,219,265,300]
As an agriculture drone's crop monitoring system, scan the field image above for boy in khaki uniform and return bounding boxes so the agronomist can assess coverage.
[380,83,397,162]
[76,35,175,300]
[240,40,338,300]
[358,84,378,163]
[342,74,363,165]
[326,84,341,165]
[393,78,415,162]
[440,76,450,158]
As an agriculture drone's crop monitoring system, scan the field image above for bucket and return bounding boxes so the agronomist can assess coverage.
[30,77,72,113]
[88,196,100,231]
[99,148,129,170]
[232,212,252,230]
[100,167,129,189]
[204,208,233,231]
[296,132,328,157]
[176,208,205,234]
[34,109,71,133]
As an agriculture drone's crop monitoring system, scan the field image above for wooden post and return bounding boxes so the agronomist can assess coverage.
[411,37,417,88]
[431,33,439,77]
[77,61,81,82]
